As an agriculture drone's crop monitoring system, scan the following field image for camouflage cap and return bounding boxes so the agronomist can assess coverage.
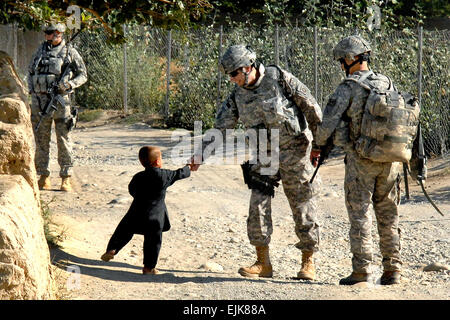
[333,35,371,61]
[44,22,66,33]
[220,45,256,74]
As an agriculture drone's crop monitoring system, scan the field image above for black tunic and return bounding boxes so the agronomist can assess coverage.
[105,165,191,268]
[124,165,191,234]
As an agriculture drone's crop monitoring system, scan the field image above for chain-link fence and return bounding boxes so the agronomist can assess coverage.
[0,24,448,157]
[421,29,449,157]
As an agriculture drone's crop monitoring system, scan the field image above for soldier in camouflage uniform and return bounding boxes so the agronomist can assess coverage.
[28,23,87,192]
[315,35,402,285]
[190,45,323,280]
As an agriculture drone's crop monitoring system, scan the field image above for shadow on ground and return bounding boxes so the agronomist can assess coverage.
[404,185,450,205]
[50,247,327,285]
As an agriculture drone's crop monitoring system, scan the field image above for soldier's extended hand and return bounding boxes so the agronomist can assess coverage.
[189,155,202,171]
[188,162,198,171]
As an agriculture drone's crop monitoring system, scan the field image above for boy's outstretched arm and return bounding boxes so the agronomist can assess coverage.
[162,165,191,189]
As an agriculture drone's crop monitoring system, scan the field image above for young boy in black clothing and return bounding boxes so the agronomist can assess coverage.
[101,146,192,274]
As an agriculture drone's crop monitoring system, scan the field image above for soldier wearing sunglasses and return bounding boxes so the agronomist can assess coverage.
[28,22,87,192]
[191,45,323,281]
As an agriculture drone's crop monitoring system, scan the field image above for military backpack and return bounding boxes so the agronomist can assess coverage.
[347,71,420,163]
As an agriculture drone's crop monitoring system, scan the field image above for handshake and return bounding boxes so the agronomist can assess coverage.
[187,154,202,171]
[187,149,324,172]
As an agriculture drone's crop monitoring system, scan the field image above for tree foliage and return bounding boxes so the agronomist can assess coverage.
[1,0,213,43]
[1,1,447,43]
[207,0,449,29]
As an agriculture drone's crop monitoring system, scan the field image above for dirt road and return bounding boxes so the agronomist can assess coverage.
[42,116,449,301]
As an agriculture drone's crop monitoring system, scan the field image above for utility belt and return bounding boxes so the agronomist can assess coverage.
[241,161,280,197]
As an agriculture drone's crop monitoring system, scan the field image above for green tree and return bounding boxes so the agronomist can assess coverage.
[207,0,449,29]
[0,0,213,42]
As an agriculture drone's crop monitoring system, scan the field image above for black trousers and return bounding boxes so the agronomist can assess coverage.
[106,218,163,269]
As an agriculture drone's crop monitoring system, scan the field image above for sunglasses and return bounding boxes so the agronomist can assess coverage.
[44,30,56,35]
[228,69,241,77]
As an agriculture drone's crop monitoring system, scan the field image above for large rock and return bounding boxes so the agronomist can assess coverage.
[0,51,55,299]
[0,175,55,299]
[0,51,29,103]
[0,51,38,199]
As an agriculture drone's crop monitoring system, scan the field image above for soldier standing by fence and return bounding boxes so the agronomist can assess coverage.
[315,35,421,285]
[28,22,87,192]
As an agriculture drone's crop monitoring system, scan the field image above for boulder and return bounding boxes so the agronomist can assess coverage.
[0,51,29,103]
[0,175,55,299]
[0,51,38,199]
[0,51,55,299]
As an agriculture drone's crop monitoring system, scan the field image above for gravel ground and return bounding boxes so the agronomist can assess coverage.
[41,119,449,304]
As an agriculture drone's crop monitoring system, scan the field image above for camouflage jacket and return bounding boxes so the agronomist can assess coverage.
[28,39,87,94]
[315,70,391,149]
[213,63,322,144]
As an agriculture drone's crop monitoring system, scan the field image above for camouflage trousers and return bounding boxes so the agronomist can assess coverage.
[247,130,321,252]
[31,93,74,178]
[344,150,402,273]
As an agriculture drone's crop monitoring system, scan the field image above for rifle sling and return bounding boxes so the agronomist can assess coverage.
[419,179,445,216]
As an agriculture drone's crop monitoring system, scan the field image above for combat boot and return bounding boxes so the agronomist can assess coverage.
[339,272,371,285]
[38,175,51,190]
[238,245,273,278]
[60,177,73,192]
[380,270,401,285]
[296,251,315,280]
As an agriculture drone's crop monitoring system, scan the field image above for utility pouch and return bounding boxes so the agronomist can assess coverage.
[241,161,280,197]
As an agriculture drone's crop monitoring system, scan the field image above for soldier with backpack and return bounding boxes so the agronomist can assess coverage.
[190,45,323,280]
[315,35,420,285]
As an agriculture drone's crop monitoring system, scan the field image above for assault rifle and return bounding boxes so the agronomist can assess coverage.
[309,137,334,184]
[35,29,81,131]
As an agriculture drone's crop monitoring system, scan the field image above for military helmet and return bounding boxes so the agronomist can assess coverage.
[220,45,257,74]
[44,22,66,33]
[333,35,371,61]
